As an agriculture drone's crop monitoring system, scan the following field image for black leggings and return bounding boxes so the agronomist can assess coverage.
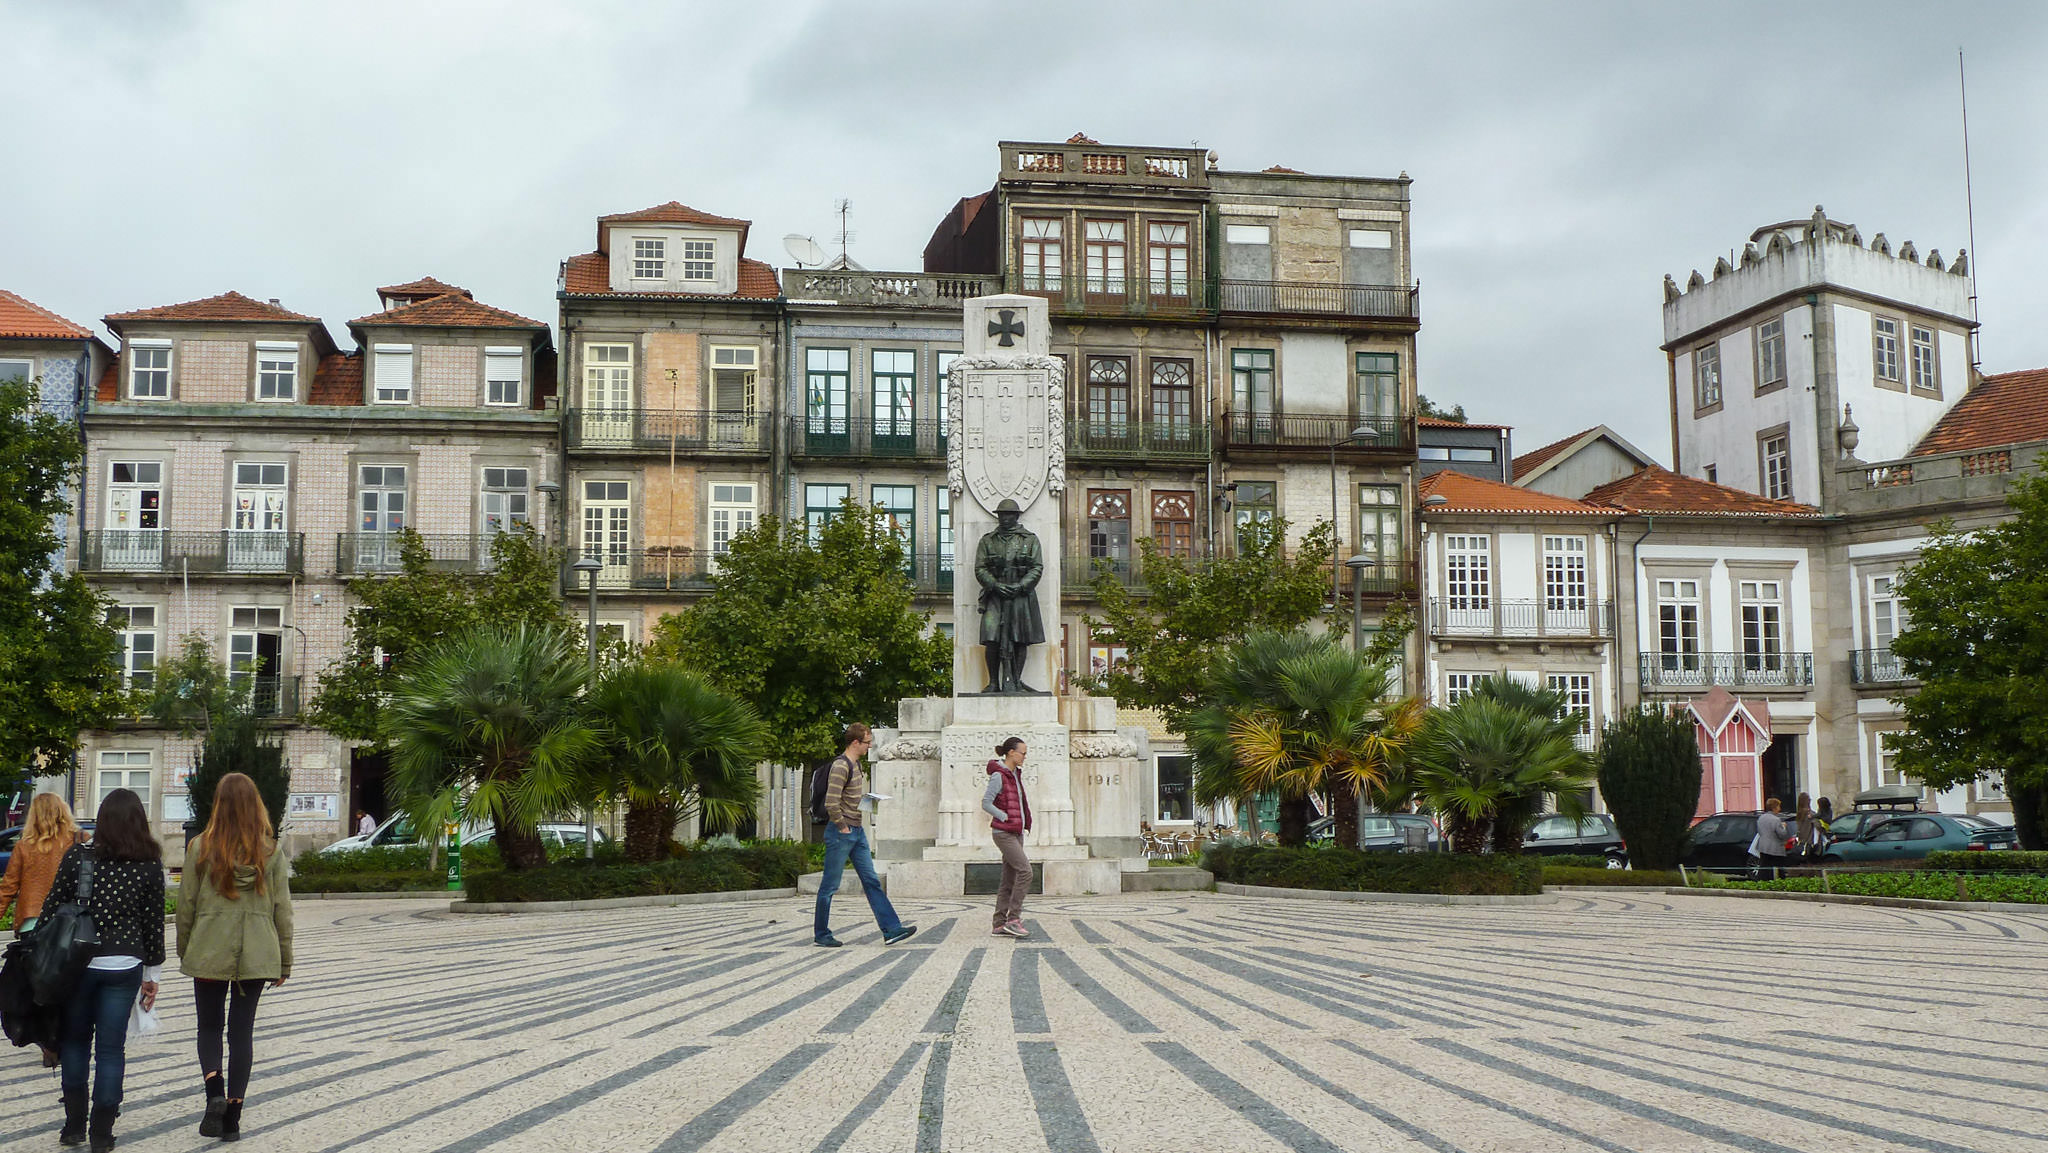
[192,979,265,1099]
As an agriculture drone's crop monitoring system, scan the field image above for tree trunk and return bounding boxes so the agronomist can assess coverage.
[2011,778,2047,852]
[493,815,549,871]
[1448,815,1489,856]
[1276,794,1312,847]
[1330,779,1360,850]
[624,799,675,864]
[1489,815,1525,855]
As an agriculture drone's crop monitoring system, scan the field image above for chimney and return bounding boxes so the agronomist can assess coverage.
[268,298,280,306]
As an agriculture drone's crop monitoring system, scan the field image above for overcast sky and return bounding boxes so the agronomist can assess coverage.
[6,0,2045,461]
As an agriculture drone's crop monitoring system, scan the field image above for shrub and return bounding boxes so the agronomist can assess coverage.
[1542,854,1614,870]
[1596,706,1702,871]
[293,871,445,893]
[1924,850,2048,874]
[463,842,808,904]
[1543,866,1687,887]
[1718,871,2048,903]
[1201,845,1541,896]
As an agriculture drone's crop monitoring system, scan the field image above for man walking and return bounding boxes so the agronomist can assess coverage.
[815,723,916,948]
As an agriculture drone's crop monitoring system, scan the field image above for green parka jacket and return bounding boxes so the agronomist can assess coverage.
[177,845,295,982]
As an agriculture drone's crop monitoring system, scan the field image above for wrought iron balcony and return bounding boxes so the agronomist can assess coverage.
[564,408,773,454]
[909,551,955,596]
[1009,272,1215,319]
[788,417,946,459]
[1067,420,1210,461]
[567,549,719,593]
[1219,279,1419,320]
[1224,412,1409,451]
[237,675,302,719]
[1850,648,1915,686]
[78,530,305,575]
[781,269,999,308]
[1428,599,1616,639]
[1638,651,1815,690]
[336,533,514,576]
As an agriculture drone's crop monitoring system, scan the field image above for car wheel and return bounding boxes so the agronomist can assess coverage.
[1604,854,1626,870]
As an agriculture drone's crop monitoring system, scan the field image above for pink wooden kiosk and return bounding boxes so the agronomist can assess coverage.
[1687,687,1773,819]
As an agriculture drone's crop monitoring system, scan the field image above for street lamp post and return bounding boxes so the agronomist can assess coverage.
[1344,554,1372,651]
[571,554,603,859]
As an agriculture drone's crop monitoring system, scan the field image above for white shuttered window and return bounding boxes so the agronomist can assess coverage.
[374,345,414,404]
[485,347,523,406]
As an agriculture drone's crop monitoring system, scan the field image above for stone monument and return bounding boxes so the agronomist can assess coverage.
[871,294,1142,896]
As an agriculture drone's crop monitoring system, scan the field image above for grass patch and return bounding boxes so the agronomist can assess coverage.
[1202,844,1542,896]
[1718,871,2048,903]
[1923,850,2048,874]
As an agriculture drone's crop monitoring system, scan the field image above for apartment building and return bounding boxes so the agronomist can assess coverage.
[1,290,112,580]
[75,285,556,856]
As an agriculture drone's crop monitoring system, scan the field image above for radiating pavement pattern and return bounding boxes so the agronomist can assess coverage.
[4,891,2046,1151]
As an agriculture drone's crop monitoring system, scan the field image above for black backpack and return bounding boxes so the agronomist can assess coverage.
[809,758,838,825]
[27,857,98,1007]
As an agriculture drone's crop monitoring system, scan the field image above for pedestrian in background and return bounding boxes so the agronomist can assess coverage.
[983,737,1034,939]
[353,809,376,839]
[813,724,916,948]
[1756,797,1793,880]
[179,772,294,1141]
[1,794,84,1067]
[1794,793,1821,862]
[48,789,164,1151]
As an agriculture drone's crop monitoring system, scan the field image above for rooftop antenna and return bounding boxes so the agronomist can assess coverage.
[1959,48,1982,374]
[834,199,855,264]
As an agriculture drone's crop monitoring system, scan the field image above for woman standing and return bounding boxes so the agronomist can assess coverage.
[1,794,84,1066]
[47,789,164,1151]
[981,737,1033,939]
[178,772,294,1142]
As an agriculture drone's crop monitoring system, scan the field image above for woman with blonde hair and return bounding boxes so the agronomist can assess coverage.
[1,793,84,1067]
[177,773,293,1142]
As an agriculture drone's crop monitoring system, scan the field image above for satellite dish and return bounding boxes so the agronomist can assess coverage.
[783,234,827,268]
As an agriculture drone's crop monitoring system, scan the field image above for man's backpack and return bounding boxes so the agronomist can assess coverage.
[27,857,97,1007]
[809,759,837,825]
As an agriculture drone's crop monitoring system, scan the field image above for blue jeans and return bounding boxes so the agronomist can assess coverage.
[62,965,144,1109]
[815,825,903,940]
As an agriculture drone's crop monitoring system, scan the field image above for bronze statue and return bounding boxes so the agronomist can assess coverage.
[975,498,1044,693]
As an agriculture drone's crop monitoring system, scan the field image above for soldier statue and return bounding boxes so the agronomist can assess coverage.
[974,499,1045,693]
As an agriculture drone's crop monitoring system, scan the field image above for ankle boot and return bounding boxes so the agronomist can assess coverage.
[87,1104,118,1152]
[200,1076,228,1137]
[58,1091,88,1146]
[220,1101,243,1142]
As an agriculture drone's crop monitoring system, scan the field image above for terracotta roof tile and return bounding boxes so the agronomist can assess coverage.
[1262,165,1305,174]
[1417,415,1511,430]
[1418,469,1610,516]
[1583,466,1825,519]
[309,352,363,406]
[376,276,470,300]
[1912,367,2048,456]
[94,360,117,403]
[1066,132,1099,145]
[596,202,750,251]
[351,292,546,330]
[106,290,317,325]
[1511,428,1596,481]
[0,289,95,340]
[561,253,781,301]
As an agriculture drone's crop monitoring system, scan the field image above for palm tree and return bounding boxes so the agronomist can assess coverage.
[1186,631,1420,847]
[1396,687,1593,855]
[590,662,768,863]
[382,624,601,870]
[1466,677,1590,852]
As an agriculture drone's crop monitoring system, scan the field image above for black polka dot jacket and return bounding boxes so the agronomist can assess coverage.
[46,845,167,967]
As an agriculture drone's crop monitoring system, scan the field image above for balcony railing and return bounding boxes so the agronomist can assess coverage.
[1639,652,1815,690]
[564,408,773,454]
[568,549,718,592]
[1225,412,1409,451]
[1219,279,1419,320]
[235,675,302,719]
[780,269,999,307]
[1428,599,1616,639]
[789,417,946,459]
[1850,648,1915,686]
[1010,272,1215,319]
[79,530,305,575]
[337,533,512,576]
[1067,420,1211,461]
[909,551,955,596]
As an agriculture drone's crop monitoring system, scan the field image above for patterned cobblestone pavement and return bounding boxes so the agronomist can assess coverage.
[5,890,2046,1151]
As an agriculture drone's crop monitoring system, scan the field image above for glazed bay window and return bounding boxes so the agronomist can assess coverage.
[1870,574,1903,652]
[1545,673,1595,746]
[1542,535,1589,632]
[373,344,414,404]
[1152,491,1194,558]
[1910,325,1938,394]
[97,751,152,811]
[1355,485,1402,589]
[1233,480,1276,548]
[581,480,631,581]
[481,467,530,536]
[228,462,289,571]
[709,483,757,559]
[129,341,171,399]
[486,347,524,406]
[1740,580,1785,674]
[806,347,851,449]
[1657,579,1702,673]
[1087,356,1130,437]
[1694,343,1721,411]
[1087,489,1131,578]
[805,483,849,542]
[1232,349,1275,438]
[1150,359,1193,443]
[682,240,715,281]
[871,349,916,450]
[1084,219,1126,295]
[108,606,157,691]
[1147,222,1189,297]
[356,465,408,570]
[1760,433,1792,501]
[0,357,30,384]
[229,606,285,714]
[1442,672,1480,706]
[1443,534,1492,630]
[255,342,297,401]
[871,485,915,558]
[632,237,665,279]
[1873,316,1901,384]
[1355,352,1399,431]
[1757,317,1786,389]
[937,488,953,584]
[711,347,758,445]
[1021,218,1063,290]
[580,343,632,444]
[104,461,163,569]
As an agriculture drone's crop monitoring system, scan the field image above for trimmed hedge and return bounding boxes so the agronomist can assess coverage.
[1202,845,1542,896]
[1924,850,2048,874]
[293,871,445,893]
[462,842,808,904]
[1541,854,1617,870]
[1543,866,1686,887]
[1720,871,2048,903]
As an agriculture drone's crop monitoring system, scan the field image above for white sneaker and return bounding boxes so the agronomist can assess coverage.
[1000,921,1030,939]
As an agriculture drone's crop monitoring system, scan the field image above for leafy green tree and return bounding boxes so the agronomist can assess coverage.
[0,377,124,795]
[1084,518,1344,734]
[1466,677,1586,852]
[382,624,602,870]
[1891,469,2048,848]
[309,528,569,744]
[1395,681,1592,854]
[1595,705,1704,869]
[187,714,292,836]
[142,635,244,737]
[140,635,292,833]
[646,503,949,768]
[1185,630,1419,848]
[1417,395,1466,423]
[589,662,769,862]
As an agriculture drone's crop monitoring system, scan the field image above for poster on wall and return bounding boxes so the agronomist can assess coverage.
[286,794,339,822]
[163,794,194,823]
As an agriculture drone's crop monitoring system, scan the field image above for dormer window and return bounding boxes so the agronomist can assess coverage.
[256,342,297,401]
[682,240,715,281]
[632,238,665,280]
[129,340,171,399]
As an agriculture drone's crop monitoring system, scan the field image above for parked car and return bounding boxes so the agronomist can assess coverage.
[1825,785,1925,843]
[320,813,607,855]
[1821,813,2019,863]
[1523,813,1628,866]
[1306,812,1442,851]
[466,824,610,850]
[0,821,94,875]
[1681,811,1764,871]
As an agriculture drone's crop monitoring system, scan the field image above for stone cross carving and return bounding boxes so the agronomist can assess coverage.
[987,309,1025,347]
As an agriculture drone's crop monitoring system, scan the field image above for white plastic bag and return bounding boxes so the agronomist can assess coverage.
[127,997,161,1042]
